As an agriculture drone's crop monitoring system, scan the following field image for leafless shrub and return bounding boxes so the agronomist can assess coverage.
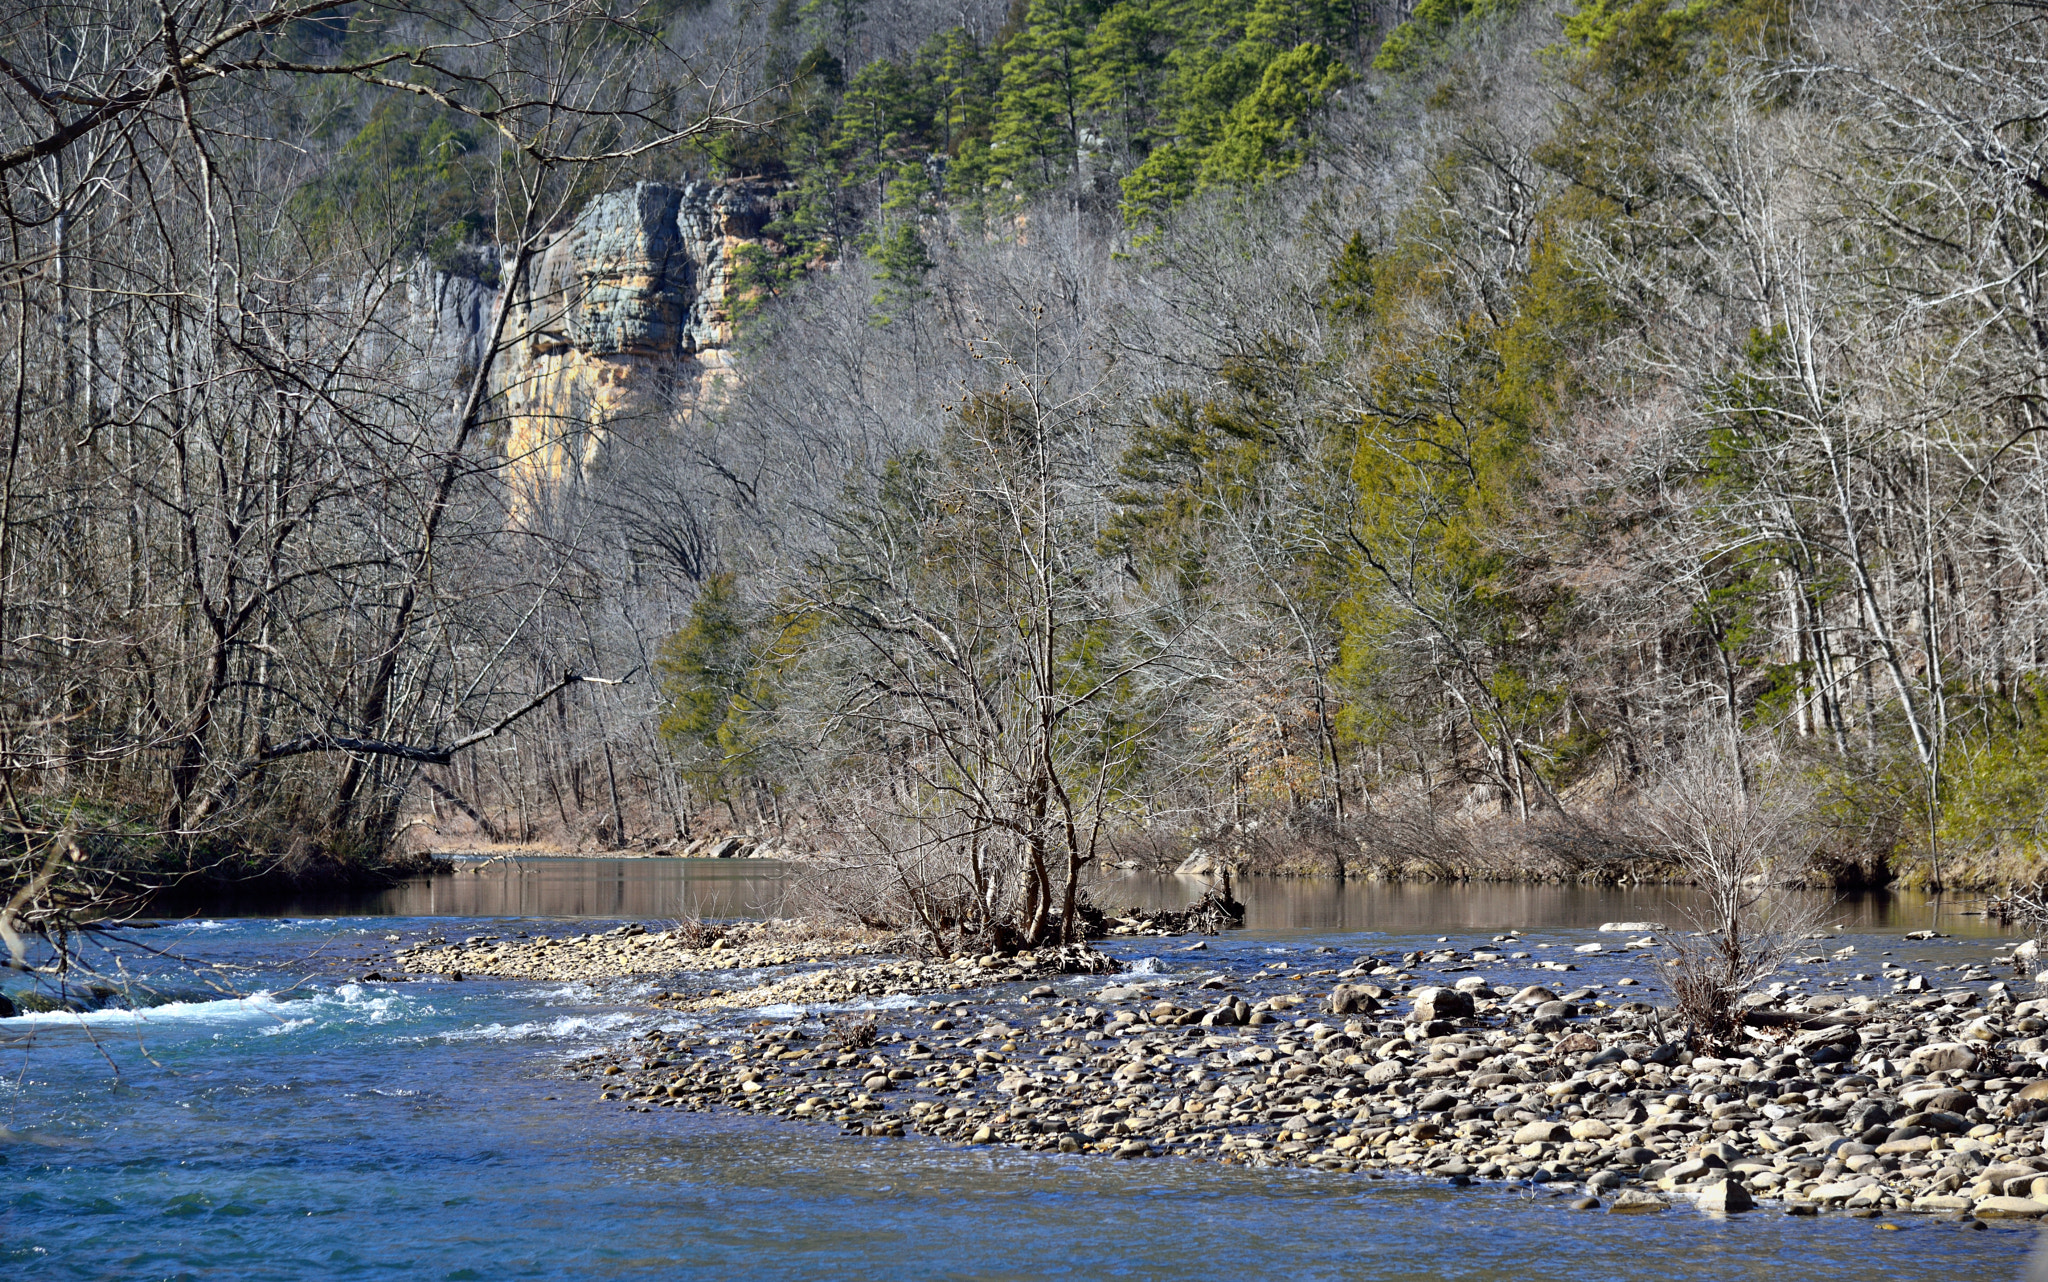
[1514,809,1660,877]
[830,1013,878,1051]
[1642,741,1828,1047]
[1235,799,1650,883]
[788,796,1021,957]
[1121,796,1663,885]
[666,913,726,949]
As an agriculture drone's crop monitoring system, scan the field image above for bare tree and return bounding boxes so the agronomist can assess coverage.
[0,0,772,958]
[1642,738,1827,1046]
[772,304,1186,948]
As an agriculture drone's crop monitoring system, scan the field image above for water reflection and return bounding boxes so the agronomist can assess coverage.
[1098,872,2010,940]
[152,856,2014,940]
[147,857,794,922]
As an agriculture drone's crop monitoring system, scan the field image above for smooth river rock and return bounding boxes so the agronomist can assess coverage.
[1696,1181,1756,1214]
[1410,987,1474,1022]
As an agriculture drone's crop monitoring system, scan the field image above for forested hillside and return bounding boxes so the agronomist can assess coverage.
[660,0,2048,911]
[6,0,2048,941]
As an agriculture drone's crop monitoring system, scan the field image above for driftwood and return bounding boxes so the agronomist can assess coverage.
[1109,882,1246,936]
[1740,1008,1864,1031]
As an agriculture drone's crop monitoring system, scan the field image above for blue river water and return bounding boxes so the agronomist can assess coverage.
[4,866,2042,1280]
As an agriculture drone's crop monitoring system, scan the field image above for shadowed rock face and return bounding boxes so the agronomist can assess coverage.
[424,178,780,490]
[557,183,695,358]
[404,268,496,428]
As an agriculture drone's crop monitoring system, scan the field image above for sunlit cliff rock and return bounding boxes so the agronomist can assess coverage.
[418,178,780,493]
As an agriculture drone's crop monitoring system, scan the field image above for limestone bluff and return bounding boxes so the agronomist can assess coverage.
[412,178,780,489]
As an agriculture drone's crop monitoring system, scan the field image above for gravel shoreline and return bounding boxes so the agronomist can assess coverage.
[389,920,891,983]
[401,920,2048,1222]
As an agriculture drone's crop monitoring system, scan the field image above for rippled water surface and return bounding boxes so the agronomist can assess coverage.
[8,863,2039,1279]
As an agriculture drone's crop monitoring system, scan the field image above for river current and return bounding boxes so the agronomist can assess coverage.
[5,861,2041,1280]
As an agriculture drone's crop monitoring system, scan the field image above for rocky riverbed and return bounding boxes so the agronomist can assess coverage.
[389,919,891,983]
[514,924,2048,1226]
[389,907,1206,994]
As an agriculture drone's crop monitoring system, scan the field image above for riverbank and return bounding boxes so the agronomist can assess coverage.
[543,926,2048,1223]
[18,914,2017,1282]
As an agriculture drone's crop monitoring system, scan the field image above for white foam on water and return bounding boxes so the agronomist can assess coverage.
[0,980,425,1033]
[324,983,419,1021]
[0,992,297,1028]
[132,918,234,935]
[744,991,923,1021]
[509,982,602,1004]
[1128,956,1165,975]
[439,1011,640,1043]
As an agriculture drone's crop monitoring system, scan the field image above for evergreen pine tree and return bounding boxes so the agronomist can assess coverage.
[989,0,1094,191]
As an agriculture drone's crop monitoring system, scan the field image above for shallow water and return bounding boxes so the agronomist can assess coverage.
[10,864,2038,1280]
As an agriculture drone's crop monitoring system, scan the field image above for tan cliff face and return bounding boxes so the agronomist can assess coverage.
[423,179,780,495]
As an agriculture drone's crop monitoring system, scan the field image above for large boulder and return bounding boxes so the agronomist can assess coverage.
[1912,1043,1978,1074]
[1789,1024,1860,1056]
[1974,1196,2048,1219]
[1911,1108,1973,1134]
[1607,1190,1667,1214]
[1411,986,1475,1023]
[1329,984,1381,1015]
[1658,1157,1724,1187]
[2007,1080,2048,1116]
[1512,1121,1572,1145]
[1901,1086,1978,1114]
[1695,1180,1755,1214]
[1963,1016,2002,1042]
[1203,996,1250,1027]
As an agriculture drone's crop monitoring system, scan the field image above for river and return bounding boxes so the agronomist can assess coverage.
[5,859,2038,1279]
